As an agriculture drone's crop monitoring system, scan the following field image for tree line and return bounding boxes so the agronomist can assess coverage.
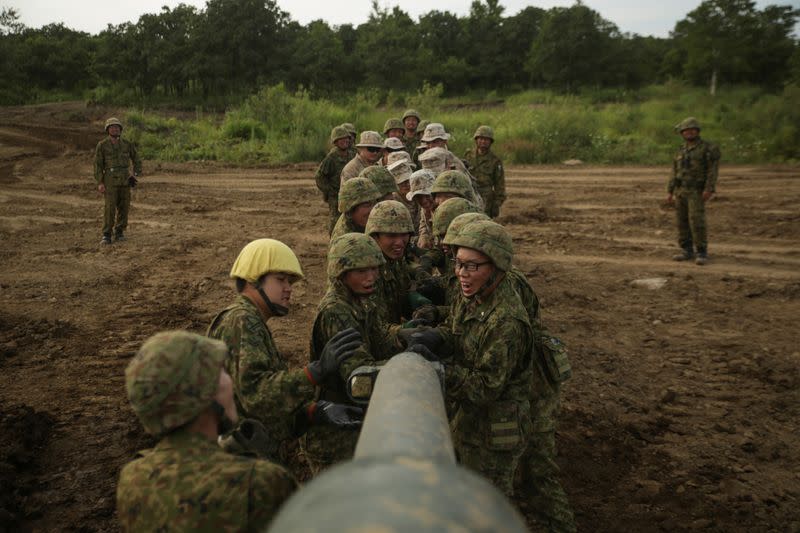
[0,0,798,106]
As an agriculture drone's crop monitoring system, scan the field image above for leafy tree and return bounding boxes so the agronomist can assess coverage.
[462,0,505,88]
[355,3,419,90]
[496,6,546,89]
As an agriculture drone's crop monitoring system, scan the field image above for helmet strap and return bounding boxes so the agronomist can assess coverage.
[256,284,289,317]
[211,400,234,435]
[475,270,505,303]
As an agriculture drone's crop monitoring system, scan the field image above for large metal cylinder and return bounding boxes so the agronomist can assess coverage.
[268,353,529,533]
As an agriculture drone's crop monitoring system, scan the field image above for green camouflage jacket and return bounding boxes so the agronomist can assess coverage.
[464,148,505,210]
[340,154,370,185]
[94,137,142,186]
[117,428,297,532]
[329,214,363,244]
[668,138,720,194]
[373,257,414,324]
[315,147,354,206]
[207,296,315,445]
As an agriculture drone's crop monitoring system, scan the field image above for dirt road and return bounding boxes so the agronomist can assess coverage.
[1,102,798,532]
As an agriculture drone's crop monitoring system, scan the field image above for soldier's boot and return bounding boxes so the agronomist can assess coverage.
[695,247,708,266]
[115,231,126,242]
[672,246,694,261]
[100,233,112,245]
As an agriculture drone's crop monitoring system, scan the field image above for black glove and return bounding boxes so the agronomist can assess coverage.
[128,175,138,188]
[412,304,438,324]
[415,277,444,300]
[306,328,362,384]
[397,327,443,351]
[311,401,364,430]
[402,318,430,328]
[408,343,439,362]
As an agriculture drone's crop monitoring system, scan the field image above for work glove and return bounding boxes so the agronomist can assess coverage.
[412,304,439,324]
[415,277,442,299]
[407,291,432,310]
[402,318,430,328]
[407,343,440,362]
[397,327,443,351]
[218,419,275,458]
[128,175,138,188]
[309,401,364,430]
[306,328,362,385]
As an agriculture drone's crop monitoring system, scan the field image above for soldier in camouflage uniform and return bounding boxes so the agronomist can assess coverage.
[401,109,422,155]
[465,125,506,218]
[430,169,481,208]
[667,117,720,265]
[359,164,399,202]
[315,126,356,234]
[341,122,357,145]
[341,131,384,184]
[94,117,142,245]
[406,169,437,249]
[383,117,405,139]
[365,200,431,324]
[409,220,577,532]
[330,177,384,243]
[117,330,298,531]
[207,239,364,463]
[304,233,405,472]
[386,152,418,227]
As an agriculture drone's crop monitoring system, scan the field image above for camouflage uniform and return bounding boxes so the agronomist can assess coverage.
[94,125,142,239]
[207,296,315,459]
[340,154,371,184]
[118,429,297,532]
[329,177,383,244]
[118,330,298,532]
[668,119,720,256]
[315,137,356,233]
[465,147,505,218]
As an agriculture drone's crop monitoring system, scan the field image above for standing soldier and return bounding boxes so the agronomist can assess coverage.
[383,118,405,140]
[401,109,422,155]
[341,123,357,146]
[330,177,383,242]
[406,169,437,249]
[340,131,384,184]
[94,117,142,245]
[666,117,720,265]
[465,125,506,218]
[118,330,298,531]
[315,125,355,234]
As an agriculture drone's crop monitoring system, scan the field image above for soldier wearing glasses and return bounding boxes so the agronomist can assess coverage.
[340,131,384,184]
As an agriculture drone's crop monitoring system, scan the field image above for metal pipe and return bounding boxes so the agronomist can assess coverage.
[268,353,529,533]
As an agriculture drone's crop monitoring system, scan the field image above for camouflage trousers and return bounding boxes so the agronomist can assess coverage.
[478,188,501,218]
[103,185,131,236]
[675,189,707,250]
[300,424,359,475]
[327,201,340,236]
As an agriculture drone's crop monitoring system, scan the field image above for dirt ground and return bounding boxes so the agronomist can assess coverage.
[0,102,798,532]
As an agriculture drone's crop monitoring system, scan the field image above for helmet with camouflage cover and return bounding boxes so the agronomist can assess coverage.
[675,117,701,133]
[359,165,399,197]
[402,109,421,121]
[445,219,513,272]
[330,125,350,144]
[473,125,494,140]
[339,177,382,214]
[328,233,386,279]
[383,118,404,134]
[444,212,490,243]
[104,117,123,132]
[417,120,430,133]
[341,123,357,136]
[432,197,481,238]
[431,170,472,199]
[365,200,414,236]
[125,330,228,436]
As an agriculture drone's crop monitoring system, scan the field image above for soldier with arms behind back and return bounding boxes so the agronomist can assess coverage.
[315,126,355,234]
[465,125,506,218]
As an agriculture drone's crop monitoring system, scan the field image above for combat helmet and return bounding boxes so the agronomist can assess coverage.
[125,330,228,436]
[402,109,421,122]
[444,212,490,243]
[431,170,472,199]
[330,125,350,144]
[365,200,414,236]
[432,198,481,239]
[104,117,123,132]
[339,177,382,214]
[473,125,494,140]
[383,118,405,135]
[675,117,701,133]
[359,165,399,197]
[328,233,386,279]
[341,123,357,136]
[445,219,513,272]
[230,238,304,282]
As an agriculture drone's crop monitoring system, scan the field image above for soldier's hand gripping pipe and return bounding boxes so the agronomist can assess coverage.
[397,328,443,352]
[310,401,363,430]
[306,327,362,384]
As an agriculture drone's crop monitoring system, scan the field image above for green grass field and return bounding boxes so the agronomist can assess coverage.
[122,82,800,165]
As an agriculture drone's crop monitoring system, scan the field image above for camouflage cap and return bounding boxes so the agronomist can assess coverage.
[330,125,350,144]
[445,220,513,272]
[105,117,123,131]
[675,117,701,133]
[383,118,405,134]
[341,123,357,136]
[387,157,414,184]
[328,232,386,279]
[418,146,448,166]
[473,125,494,140]
[443,212,490,244]
[359,165,399,197]
[383,137,405,151]
[356,130,383,148]
[431,170,472,199]
[432,197,482,238]
[386,151,414,167]
[420,123,450,142]
[365,200,414,236]
[402,109,421,121]
[406,169,436,201]
[338,177,382,214]
[125,330,228,436]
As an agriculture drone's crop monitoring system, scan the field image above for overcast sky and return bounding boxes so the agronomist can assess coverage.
[8,0,799,37]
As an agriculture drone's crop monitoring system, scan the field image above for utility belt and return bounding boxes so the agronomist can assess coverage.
[105,166,129,174]
[673,179,705,191]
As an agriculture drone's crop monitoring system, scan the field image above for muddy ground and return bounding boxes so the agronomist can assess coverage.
[0,102,798,532]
